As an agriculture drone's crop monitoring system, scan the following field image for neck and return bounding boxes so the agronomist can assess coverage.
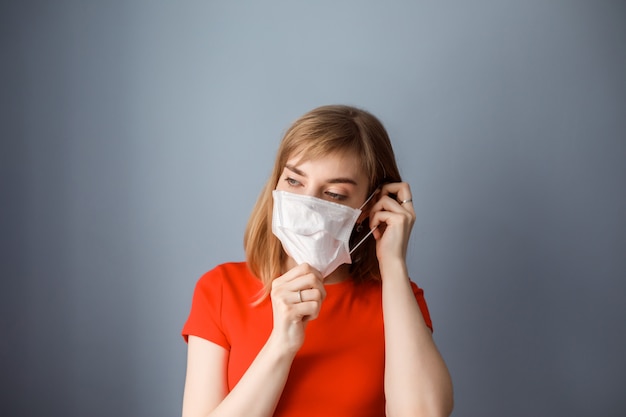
[324,265,350,284]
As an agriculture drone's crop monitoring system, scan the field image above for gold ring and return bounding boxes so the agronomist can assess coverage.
[298,289,303,303]
[400,198,413,205]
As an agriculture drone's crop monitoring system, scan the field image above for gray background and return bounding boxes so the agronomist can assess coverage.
[2,1,625,416]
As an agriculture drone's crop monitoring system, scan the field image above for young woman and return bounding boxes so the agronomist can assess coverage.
[181,105,453,417]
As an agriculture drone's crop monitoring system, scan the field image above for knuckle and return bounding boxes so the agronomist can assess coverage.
[310,288,322,300]
[270,281,283,295]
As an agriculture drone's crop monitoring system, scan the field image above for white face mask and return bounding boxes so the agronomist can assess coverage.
[271,190,376,277]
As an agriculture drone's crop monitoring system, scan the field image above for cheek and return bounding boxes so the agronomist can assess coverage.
[275,179,289,191]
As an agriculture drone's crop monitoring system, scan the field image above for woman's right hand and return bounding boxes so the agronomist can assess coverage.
[182,264,326,417]
[269,263,326,354]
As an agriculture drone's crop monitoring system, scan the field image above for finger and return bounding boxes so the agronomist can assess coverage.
[380,182,413,207]
[380,181,411,198]
[292,306,322,324]
[369,193,401,213]
[272,268,327,306]
[369,193,415,217]
[369,209,404,231]
[369,207,415,239]
[295,285,326,306]
[297,287,326,304]
[274,263,323,286]
[271,287,323,314]
[288,293,324,320]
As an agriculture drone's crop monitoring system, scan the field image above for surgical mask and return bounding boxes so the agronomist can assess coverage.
[271,190,377,277]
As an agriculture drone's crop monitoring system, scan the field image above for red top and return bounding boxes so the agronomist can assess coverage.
[182,262,433,417]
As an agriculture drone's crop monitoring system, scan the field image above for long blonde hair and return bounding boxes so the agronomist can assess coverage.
[244,105,402,295]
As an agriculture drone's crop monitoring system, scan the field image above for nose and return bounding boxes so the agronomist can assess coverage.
[299,183,324,200]
[303,190,323,199]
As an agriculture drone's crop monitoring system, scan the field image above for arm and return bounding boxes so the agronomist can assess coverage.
[370,183,454,417]
[182,335,296,417]
[380,261,453,417]
[181,264,326,417]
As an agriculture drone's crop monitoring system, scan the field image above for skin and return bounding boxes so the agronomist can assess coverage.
[182,151,454,417]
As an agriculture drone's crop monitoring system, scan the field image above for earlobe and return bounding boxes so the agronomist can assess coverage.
[355,211,370,228]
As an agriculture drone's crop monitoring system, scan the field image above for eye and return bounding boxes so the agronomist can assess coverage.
[325,191,347,201]
[285,177,301,187]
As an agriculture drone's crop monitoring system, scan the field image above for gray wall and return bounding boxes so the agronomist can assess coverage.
[2,1,625,416]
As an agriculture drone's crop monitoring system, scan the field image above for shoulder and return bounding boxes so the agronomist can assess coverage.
[195,262,262,297]
[197,262,252,283]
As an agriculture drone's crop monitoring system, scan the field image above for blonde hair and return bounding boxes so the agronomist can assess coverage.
[244,105,402,295]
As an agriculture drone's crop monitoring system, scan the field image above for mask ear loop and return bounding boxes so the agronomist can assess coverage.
[349,226,377,255]
[358,188,378,211]
[350,188,380,254]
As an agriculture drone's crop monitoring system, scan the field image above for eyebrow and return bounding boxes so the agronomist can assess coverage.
[285,164,358,185]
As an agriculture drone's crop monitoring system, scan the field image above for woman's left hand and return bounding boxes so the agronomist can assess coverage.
[368,182,415,265]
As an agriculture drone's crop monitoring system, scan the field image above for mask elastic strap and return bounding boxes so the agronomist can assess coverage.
[350,188,381,254]
[349,225,377,255]
[358,189,379,211]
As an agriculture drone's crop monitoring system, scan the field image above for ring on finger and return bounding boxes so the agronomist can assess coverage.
[298,289,303,303]
[400,198,413,205]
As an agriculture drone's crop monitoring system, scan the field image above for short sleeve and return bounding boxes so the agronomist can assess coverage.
[410,281,433,332]
[181,268,230,349]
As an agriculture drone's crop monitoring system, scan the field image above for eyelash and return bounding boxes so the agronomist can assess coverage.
[285,177,301,187]
[284,177,347,201]
[326,191,346,201]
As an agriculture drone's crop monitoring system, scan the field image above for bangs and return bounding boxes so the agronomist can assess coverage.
[281,125,378,191]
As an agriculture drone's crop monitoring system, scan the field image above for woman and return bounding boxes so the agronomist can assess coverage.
[181,105,453,417]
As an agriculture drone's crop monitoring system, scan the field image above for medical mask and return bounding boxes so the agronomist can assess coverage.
[272,190,376,277]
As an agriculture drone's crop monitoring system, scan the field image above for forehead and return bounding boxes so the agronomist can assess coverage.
[286,150,364,176]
